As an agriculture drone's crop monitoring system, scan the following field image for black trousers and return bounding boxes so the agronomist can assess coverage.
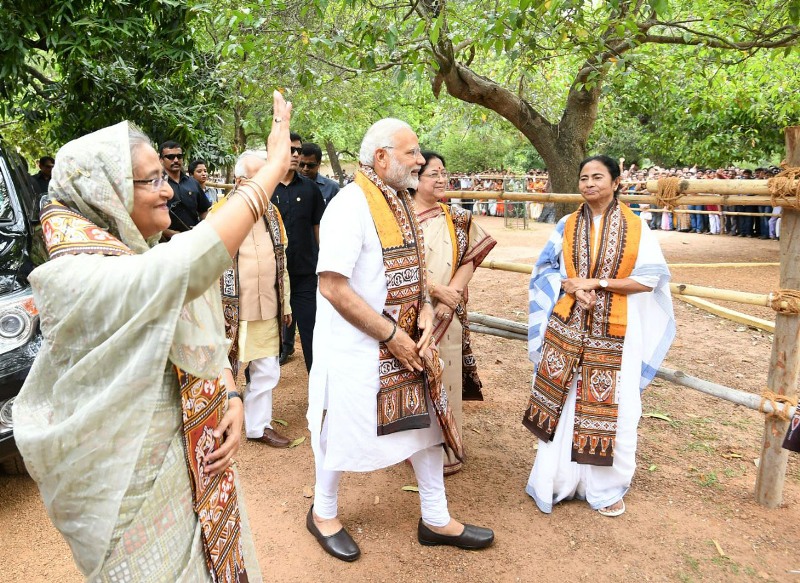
[282,273,317,372]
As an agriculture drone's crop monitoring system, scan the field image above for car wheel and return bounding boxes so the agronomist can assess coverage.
[0,454,26,475]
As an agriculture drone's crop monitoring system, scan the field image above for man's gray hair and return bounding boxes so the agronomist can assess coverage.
[359,118,413,166]
[234,150,268,179]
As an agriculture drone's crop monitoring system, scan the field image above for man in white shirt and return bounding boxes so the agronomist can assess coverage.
[305,119,494,562]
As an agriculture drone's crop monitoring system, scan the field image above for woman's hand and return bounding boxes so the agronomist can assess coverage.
[263,90,293,180]
[435,302,454,322]
[205,378,244,476]
[416,301,435,355]
[561,277,598,295]
[431,283,462,310]
[575,289,597,310]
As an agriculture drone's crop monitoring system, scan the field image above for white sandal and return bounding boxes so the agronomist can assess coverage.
[597,499,625,517]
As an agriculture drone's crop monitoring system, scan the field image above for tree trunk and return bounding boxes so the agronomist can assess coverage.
[325,140,345,186]
[430,33,599,221]
[539,141,586,219]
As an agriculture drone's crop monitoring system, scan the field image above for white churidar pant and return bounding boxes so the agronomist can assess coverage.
[244,356,280,438]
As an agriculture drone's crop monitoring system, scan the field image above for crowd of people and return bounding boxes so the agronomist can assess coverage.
[438,165,784,239]
[15,96,797,583]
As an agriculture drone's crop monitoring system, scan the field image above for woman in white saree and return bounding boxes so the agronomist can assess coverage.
[13,92,292,582]
[524,155,675,518]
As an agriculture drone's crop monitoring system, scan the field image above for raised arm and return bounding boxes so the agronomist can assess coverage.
[204,91,292,257]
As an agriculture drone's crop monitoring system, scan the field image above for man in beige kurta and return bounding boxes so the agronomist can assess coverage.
[235,151,293,447]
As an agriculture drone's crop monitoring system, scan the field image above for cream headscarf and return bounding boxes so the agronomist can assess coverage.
[50,121,159,253]
[47,120,229,378]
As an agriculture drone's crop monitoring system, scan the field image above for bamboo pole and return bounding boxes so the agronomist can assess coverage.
[477,260,777,308]
[755,126,800,508]
[670,283,770,307]
[644,178,783,196]
[492,201,773,217]
[469,323,526,341]
[444,190,778,207]
[479,259,533,274]
[466,316,795,418]
[670,263,779,268]
[207,182,235,192]
[656,368,795,418]
[675,296,775,333]
[468,312,527,334]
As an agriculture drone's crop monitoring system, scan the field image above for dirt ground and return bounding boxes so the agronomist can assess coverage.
[1,216,798,582]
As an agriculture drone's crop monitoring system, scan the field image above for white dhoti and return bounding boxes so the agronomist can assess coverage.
[525,371,642,512]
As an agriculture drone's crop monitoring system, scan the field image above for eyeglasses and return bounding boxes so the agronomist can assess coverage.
[420,171,449,181]
[133,172,169,191]
[290,146,303,155]
[161,153,184,161]
[298,161,319,169]
[382,146,422,157]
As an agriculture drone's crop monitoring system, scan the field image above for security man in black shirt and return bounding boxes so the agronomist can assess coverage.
[159,140,211,239]
[272,132,325,372]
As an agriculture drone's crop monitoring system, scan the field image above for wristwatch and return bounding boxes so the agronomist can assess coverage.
[598,278,609,289]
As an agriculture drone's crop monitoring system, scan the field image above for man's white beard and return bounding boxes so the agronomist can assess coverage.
[385,155,419,190]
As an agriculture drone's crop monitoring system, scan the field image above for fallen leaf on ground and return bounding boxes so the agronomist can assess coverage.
[722,453,742,459]
[374,495,380,505]
[302,485,313,498]
[273,419,288,427]
[401,485,420,492]
[643,412,672,422]
[471,428,481,434]
[712,539,726,557]
[288,436,306,448]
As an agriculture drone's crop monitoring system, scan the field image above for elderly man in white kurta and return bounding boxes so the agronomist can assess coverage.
[305,119,494,562]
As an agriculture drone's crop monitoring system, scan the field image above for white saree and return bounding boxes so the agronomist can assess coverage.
[526,212,675,512]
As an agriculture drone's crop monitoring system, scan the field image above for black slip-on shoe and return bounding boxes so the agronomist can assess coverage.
[417,519,494,550]
[306,505,361,562]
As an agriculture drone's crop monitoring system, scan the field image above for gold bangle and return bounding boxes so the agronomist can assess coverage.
[242,179,270,214]
[235,188,260,222]
[245,179,270,208]
[238,183,266,218]
[237,189,259,221]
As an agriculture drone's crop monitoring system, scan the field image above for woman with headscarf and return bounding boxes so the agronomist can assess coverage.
[13,92,292,582]
[524,155,675,517]
[412,151,497,475]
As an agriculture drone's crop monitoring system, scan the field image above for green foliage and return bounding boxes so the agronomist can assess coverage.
[596,45,800,166]
[0,0,228,162]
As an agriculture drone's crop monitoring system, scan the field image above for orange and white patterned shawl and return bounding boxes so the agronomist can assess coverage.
[523,199,641,466]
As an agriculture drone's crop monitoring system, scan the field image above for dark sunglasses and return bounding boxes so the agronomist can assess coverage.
[298,161,319,169]
[290,146,302,155]
[162,153,184,161]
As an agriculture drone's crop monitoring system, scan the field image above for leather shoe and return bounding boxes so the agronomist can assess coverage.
[417,518,494,551]
[279,350,291,365]
[306,505,360,562]
[417,519,494,550]
[249,427,290,448]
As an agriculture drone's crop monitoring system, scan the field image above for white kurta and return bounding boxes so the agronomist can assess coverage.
[527,216,667,512]
[307,182,442,472]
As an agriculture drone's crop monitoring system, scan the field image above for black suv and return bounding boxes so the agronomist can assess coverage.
[0,140,43,474]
